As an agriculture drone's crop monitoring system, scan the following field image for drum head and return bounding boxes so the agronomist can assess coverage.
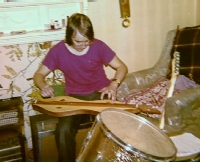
[98,108,176,160]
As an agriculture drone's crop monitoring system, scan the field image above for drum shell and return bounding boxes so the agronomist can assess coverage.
[77,118,149,162]
[77,108,176,162]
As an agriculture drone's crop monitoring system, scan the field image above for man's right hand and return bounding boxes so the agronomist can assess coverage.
[41,84,54,98]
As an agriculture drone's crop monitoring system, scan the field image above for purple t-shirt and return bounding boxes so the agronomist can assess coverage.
[43,39,115,95]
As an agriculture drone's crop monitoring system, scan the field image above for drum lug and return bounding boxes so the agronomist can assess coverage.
[82,131,92,147]
[94,151,102,162]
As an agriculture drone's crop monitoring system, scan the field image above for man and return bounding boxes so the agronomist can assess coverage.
[33,13,127,162]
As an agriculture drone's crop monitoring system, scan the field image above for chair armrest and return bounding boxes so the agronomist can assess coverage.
[163,87,200,138]
[117,67,166,102]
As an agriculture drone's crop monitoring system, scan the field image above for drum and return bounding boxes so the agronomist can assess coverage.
[77,108,176,162]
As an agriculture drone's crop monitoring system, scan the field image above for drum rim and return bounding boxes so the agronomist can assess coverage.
[97,108,177,161]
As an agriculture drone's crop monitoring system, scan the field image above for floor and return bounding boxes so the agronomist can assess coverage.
[27,128,90,162]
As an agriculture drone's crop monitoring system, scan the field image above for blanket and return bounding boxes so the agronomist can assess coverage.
[171,25,200,84]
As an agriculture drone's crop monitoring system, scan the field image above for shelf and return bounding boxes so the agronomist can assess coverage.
[0,29,65,46]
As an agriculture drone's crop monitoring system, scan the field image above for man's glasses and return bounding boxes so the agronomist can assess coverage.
[72,39,90,46]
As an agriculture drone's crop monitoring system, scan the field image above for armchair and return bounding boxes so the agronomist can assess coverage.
[117,25,200,102]
[117,27,200,138]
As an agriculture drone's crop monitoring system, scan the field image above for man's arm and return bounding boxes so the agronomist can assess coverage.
[108,55,128,83]
[33,65,54,98]
[99,56,128,102]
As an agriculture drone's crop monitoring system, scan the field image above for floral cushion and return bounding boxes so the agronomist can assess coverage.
[124,77,177,118]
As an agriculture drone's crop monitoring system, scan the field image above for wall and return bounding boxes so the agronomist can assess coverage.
[197,0,200,23]
[87,0,200,77]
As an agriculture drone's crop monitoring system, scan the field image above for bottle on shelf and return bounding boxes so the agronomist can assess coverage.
[54,20,59,29]
[50,20,54,29]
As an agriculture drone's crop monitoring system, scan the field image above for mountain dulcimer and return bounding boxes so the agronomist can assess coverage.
[32,96,161,117]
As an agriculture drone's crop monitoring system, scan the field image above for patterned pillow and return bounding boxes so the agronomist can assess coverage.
[124,75,196,118]
[124,77,172,117]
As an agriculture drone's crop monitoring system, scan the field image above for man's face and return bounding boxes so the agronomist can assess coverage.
[71,31,90,52]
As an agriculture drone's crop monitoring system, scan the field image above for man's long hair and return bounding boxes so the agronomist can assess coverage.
[65,13,94,45]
